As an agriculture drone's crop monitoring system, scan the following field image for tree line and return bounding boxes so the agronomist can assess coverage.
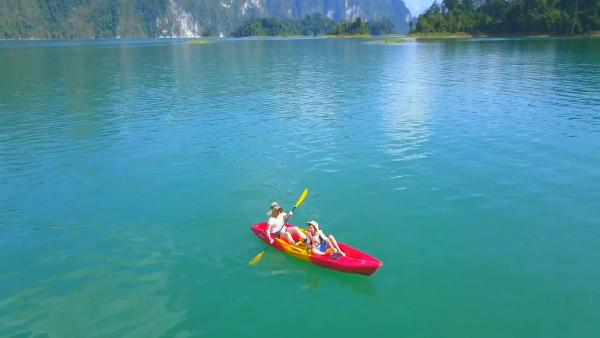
[231,15,395,37]
[0,0,169,39]
[415,0,600,35]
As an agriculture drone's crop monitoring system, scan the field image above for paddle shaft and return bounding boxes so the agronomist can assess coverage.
[274,206,296,234]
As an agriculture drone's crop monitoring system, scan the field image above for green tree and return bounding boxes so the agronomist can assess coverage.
[331,17,370,35]
[443,0,460,12]
[417,0,599,34]
[463,0,475,11]
[369,17,395,35]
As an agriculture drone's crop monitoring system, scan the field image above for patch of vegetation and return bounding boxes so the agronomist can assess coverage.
[331,17,370,35]
[406,32,473,39]
[186,39,213,45]
[231,16,394,38]
[231,17,301,37]
[0,0,167,39]
[375,39,409,44]
[330,17,395,36]
[415,0,600,36]
[326,34,372,39]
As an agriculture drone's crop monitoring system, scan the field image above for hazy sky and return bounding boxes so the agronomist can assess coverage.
[404,0,435,17]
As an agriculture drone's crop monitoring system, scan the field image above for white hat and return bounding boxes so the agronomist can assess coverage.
[267,202,281,216]
[307,220,319,228]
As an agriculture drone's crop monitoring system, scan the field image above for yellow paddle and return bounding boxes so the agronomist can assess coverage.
[249,188,309,266]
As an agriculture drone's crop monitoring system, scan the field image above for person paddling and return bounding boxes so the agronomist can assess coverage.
[266,204,306,246]
[306,220,346,257]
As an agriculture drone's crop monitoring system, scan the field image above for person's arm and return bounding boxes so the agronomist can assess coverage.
[280,211,292,224]
[304,235,312,250]
[307,235,323,255]
[319,230,331,245]
[266,220,274,244]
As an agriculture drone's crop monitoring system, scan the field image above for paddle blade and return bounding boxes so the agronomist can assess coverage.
[295,188,309,208]
[249,250,266,266]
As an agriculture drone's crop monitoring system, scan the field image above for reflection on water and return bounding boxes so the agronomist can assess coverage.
[379,43,430,162]
[302,267,379,298]
[249,243,379,298]
[376,43,432,196]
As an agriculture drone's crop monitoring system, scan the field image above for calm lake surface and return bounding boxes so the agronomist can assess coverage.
[1,38,599,337]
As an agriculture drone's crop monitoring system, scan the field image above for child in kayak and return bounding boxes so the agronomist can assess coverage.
[266,204,306,245]
[306,220,346,257]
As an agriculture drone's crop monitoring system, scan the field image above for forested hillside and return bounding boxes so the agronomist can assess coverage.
[0,0,411,39]
[416,0,600,35]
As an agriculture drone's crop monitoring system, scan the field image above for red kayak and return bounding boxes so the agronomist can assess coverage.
[251,223,383,276]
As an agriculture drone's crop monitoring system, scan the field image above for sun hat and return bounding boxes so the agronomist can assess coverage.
[307,220,319,229]
[266,202,282,216]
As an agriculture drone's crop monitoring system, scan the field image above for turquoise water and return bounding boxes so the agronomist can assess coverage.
[1,38,599,337]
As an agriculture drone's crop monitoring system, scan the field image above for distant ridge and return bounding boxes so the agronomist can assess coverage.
[0,0,412,39]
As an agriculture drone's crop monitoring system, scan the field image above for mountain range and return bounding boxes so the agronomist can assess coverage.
[0,0,412,39]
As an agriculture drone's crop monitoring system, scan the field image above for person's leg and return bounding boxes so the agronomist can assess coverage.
[328,235,346,256]
[282,231,295,244]
[287,226,306,240]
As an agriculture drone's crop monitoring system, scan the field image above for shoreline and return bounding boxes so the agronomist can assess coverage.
[406,32,472,40]
[1,33,599,42]
[405,31,600,40]
[324,34,372,39]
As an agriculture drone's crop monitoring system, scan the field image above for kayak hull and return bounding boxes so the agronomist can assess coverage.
[251,223,383,276]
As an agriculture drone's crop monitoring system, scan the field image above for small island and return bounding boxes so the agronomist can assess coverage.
[374,39,410,44]
[186,39,213,45]
[406,32,473,40]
